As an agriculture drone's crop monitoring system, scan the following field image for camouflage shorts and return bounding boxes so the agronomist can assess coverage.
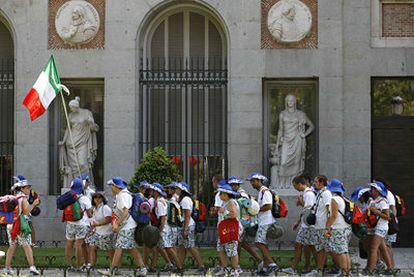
[85,226,95,244]
[7,224,31,246]
[327,227,352,254]
[91,232,115,250]
[296,226,317,246]
[158,226,176,249]
[177,226,196,249]
[66,223,87,241]
[315,229,330,252]
[255,224,271,245]
[217,240,239,257]
[367,228,388,238]
[385,233,397,246]
[115,228,137,249]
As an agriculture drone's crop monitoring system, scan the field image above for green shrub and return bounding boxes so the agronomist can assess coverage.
[129,147,182,191]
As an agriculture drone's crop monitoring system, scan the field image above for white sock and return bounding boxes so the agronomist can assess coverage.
[30,266,37,271]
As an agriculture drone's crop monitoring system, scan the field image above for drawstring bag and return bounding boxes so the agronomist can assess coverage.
[19,215,31,236]
[218,218,239,244]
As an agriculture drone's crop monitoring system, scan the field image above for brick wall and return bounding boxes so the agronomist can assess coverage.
[382,3,414,37]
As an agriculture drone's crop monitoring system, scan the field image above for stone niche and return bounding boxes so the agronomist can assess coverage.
[261,0,318,49]
[48,0,105,49]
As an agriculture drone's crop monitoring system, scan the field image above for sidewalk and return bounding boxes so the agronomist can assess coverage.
[351,247,414,270]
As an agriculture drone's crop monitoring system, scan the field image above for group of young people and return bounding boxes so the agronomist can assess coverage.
[2,172,402,276]
[281,175,401,277]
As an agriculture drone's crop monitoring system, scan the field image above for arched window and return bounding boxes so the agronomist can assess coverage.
[139,5,227,200]
[0,18,14,194]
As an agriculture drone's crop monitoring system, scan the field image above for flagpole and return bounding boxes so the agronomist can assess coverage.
[59,89,82,180]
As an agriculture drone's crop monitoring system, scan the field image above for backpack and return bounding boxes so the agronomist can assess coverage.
[261,189,288,218]
[337,197,354,225]
[130,193,151,226]
[62,201,82,222]
[192,199,207,233]
[0,195,24,212]
[56,191,79,210]
[150,206,160,228]
[167,200,183,227]
[394,194,406,217]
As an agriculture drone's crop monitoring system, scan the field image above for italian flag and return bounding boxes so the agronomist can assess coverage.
[23,55,62,121]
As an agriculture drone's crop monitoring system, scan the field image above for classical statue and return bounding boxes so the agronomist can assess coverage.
[59,97,99,187]
[272,94,314,189]
[267,0,312,43]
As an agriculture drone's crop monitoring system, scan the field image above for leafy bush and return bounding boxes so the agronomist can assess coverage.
[129,147,182,191]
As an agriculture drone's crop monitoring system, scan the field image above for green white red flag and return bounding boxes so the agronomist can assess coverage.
[23,55,61,121]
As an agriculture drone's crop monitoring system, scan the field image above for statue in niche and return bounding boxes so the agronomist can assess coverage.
[391,96,404,115]
[59,97,99,187]
[271,94,314,189]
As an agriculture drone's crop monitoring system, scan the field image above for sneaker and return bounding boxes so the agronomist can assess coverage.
[258,261,264,272]
[382,269,396,276]
[230,268,239,277]
[213,266,226,276]
[29,266,40,276]
[326,268,341,275]
[236,266,243,275]
[136,267,148,276]
[305,269,321,276]
[282,267,298,275]
[266,263,279,274]
[376,260,387,271]
[1,268,14,275]
[163,262,174,272]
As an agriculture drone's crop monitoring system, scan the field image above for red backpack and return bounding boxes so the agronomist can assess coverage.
[62,201,83,222]
[262,189,288,218]
[192,199,207,233]
[394,194,406,217]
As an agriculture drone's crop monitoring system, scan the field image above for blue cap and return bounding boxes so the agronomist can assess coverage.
[151,183,167,197]
[71,178,84,194]
[176,181,192,195]
[246,173,268,183]
[107,177,128,189]
[369,181,388,197]
[133,181,150,189]
[217,184,240,196]
[228,176,243,185]
[327,179,345,194]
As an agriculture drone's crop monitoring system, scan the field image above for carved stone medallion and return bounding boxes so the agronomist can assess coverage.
[55,0,99,46]
[261,0,318,49]
[267,0,312,43]
[49,0,105,49]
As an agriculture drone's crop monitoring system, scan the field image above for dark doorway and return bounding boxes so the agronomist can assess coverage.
[372,77,414,247]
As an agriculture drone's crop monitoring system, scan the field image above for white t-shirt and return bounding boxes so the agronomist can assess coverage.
[314,188,332,229]
[214,191,223,208]
[331,195,350,229]
[93,204,113,235]
[67,195,92,226]
[257,186,275,226]
[148,197,155,210]
[156,197,171,231]
[180,196,195,227]
[114,189,136,230]
[301,187,316,228]
[370,196,389,230]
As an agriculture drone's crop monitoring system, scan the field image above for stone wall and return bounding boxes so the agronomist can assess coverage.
[0,0,413,242]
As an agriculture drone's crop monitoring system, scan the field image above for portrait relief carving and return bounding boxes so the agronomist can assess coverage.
[49,0,105,49]
[267,0,312,43]
[55,1,100,46]
[261,0,318,49]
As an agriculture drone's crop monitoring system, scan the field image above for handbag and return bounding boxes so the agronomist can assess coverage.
[388,214,399,235]
[218,218,239,244]
[306,192,322,226]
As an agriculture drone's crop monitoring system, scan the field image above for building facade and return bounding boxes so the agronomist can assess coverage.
[0,0,413,245]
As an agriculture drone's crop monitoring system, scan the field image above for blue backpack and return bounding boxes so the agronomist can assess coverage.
[56,191,79,210]
[130,193,150,226]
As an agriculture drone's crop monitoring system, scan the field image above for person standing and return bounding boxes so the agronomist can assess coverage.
[248,173,279,276]
[88,192,114,268]
[174,182,205,274]
[282,175,316,275]
[2,176,40,275]
[98,177,147,276]
[216,183,242,277]
[306,175,331,276]
[325,179,352,276]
